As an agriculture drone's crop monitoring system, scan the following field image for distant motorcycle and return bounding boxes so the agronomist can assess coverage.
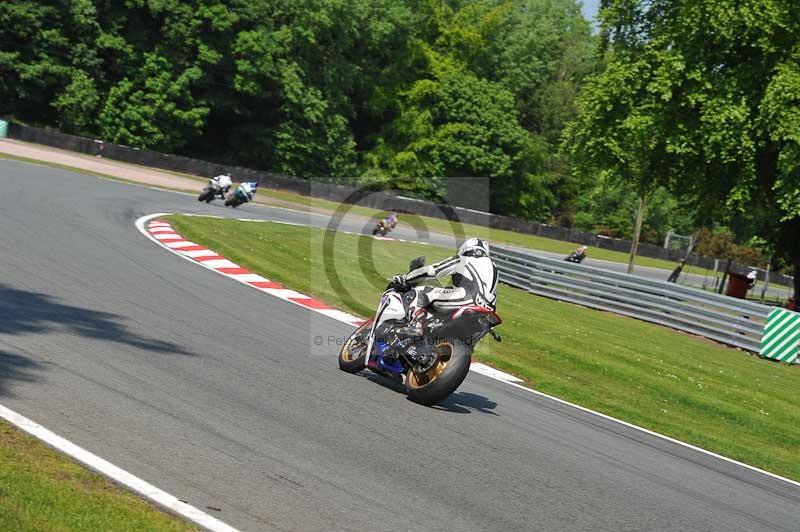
[338,256,503,406]
[198,181,223,203]
[198,175,232,203]
[564,246,587,264]
[372,221,394,236]
[224,182,257,208]
[372,214,398,236]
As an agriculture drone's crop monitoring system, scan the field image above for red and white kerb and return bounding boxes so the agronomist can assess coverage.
[146,220,366,327]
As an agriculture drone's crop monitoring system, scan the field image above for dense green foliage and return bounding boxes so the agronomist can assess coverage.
[566,0,800,294]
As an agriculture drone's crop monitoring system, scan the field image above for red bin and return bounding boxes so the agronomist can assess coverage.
[725,272,750,299]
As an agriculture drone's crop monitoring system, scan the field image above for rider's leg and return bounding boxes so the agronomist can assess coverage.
[425,287,470,310]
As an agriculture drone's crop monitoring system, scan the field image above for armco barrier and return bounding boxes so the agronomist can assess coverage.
[493,246,774,354]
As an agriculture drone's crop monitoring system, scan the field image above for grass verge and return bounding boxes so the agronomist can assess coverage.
[256,187,692,270]
[0,419,194,531]
[167,214,800,482]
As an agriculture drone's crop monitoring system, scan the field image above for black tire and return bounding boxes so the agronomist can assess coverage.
[338,321,371,373]
[225,197,237,207]
[372,227,380,236]
[198,189,212,202]
[406,339,472,406]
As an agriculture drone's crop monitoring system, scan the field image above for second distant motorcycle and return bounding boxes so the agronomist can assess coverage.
[372,212,399,236]
[564,245,588,264]
[225,181,258,208]
[198,174,232,203]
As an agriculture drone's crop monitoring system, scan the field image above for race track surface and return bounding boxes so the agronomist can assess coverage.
[1,160,798,531]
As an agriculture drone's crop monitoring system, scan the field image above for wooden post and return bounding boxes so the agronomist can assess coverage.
[717,259,732,294]
[760,260,771,304]
[627,194,646,274]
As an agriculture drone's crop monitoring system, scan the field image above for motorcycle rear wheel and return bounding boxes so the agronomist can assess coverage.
[406,339,471,406]
[338,321,371,373]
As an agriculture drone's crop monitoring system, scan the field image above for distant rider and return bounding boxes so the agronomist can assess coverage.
[384,212,399,229]
[211,174,233,197]
[240,181,258,200]
[380,238,498,355]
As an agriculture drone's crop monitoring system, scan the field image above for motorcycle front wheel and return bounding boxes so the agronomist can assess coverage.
[406,339,471,406]
[338,321,371,373]
[198,188,212,202]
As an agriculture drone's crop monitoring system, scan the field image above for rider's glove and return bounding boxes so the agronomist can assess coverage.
[390,274,408,290]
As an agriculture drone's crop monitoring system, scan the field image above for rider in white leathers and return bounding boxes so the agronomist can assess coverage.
[240,181,257,199]
[211,174,233,196]
[376,239,498,352]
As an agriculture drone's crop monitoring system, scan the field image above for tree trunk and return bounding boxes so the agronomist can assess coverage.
[627,194,646,274]
[794,261,800,303]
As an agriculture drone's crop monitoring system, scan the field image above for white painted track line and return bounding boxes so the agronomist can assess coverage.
[0,404,240,531]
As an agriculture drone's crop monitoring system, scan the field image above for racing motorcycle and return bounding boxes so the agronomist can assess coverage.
[197,179,225,203]
[564,248,587,264]
[338,256,503,406]
[372,220,394,236]
[224,182,256,208]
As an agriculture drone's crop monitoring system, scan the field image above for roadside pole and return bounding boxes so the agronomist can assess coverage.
[627,195,646,274]
[760,260,772,304]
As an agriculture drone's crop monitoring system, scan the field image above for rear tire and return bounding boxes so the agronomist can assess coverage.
[338,321,371,373]
[406,340,471,406]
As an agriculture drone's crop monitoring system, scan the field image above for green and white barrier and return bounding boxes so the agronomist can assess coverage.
[0,120,8,138]
[760,308,800,363]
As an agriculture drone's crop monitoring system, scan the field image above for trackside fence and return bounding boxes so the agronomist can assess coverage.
[493,246,779,355]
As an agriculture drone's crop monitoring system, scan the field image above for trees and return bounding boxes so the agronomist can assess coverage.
[98,54,208,151]
[1,0,599,223]
[568,0,800,296]
[365,0,595,218]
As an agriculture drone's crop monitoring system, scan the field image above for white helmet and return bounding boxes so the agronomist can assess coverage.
[458,238,490,258]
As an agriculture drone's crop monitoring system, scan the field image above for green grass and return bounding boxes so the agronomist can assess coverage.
[167,214,800,482]
[256,186,691,270]
[0,420,195,531]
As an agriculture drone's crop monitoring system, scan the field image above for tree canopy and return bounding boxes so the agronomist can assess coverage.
[567,0,800,294]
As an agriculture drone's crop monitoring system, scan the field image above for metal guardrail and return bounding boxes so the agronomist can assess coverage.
[493,247,771,352]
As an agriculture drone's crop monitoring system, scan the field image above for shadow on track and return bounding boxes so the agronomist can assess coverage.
[431,391,499,415]
[0,284,192,355]
[0,350,43,397]
[358,372,498,414]
[0,284,193,395]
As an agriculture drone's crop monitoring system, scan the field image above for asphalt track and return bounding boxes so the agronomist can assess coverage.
[1,159,798,532]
